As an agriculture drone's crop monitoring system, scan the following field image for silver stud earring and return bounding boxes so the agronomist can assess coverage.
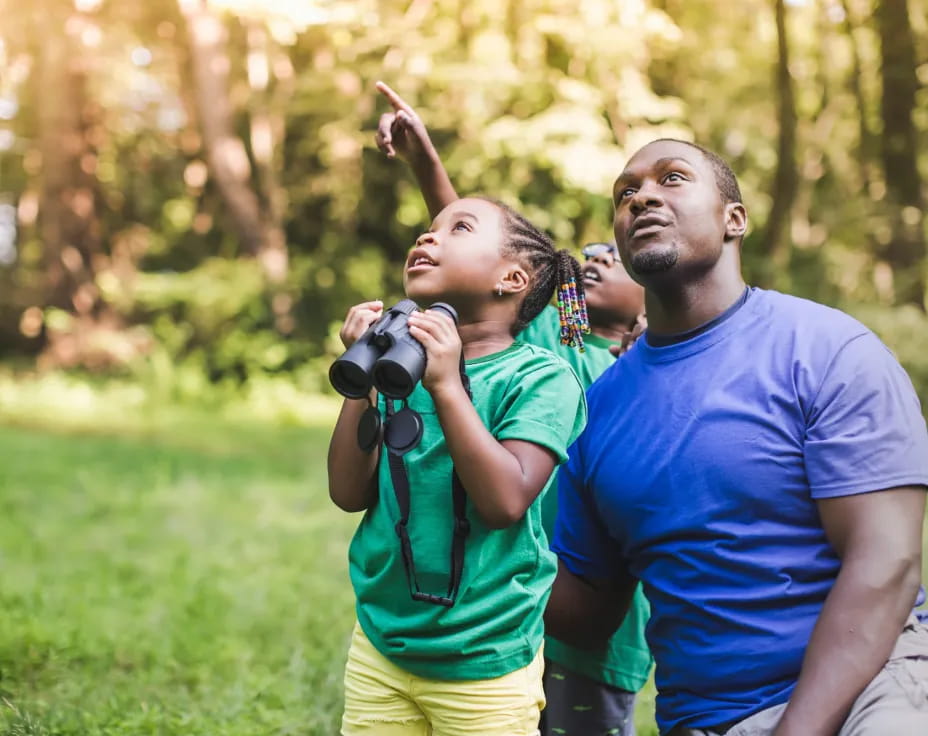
[496,284,503,296]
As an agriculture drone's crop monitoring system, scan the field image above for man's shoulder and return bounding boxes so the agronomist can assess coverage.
[755,289,870,339]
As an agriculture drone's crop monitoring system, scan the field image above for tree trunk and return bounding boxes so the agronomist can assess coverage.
[758,0,799,288]
[179,0,287,283]
[839,0,876,186]
[245,21,290,292]
[35,0,102,316]
[876,0,926,308]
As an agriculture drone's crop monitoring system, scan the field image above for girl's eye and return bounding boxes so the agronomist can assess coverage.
[452,221,471,232]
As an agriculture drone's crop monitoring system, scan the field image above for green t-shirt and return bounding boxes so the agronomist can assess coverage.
[519,305,619,389]
[349,341,587,681]
[520,305,654,692]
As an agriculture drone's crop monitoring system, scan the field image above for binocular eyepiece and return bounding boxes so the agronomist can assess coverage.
[329,299,458,400]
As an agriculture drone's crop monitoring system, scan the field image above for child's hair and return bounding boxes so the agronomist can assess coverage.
[479,197,590,350]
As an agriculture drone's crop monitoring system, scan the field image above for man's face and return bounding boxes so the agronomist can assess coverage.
[581,244,644,328]
[612,140,729,285]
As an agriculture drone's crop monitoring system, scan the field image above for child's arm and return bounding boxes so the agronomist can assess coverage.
[407,310,557,529]
[327,301,384,512]
[374,81,459,220]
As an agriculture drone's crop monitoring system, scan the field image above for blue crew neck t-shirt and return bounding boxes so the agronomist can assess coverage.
[552,288,928,733]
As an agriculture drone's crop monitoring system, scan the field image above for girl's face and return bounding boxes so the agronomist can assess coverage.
[403,198,514,306]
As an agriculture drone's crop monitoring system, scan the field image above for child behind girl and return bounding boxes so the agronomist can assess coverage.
[328,196,588,736]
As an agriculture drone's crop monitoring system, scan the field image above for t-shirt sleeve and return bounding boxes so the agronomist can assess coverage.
[493,355,587,464]
[805,331,928,499]
[551,434,626,581]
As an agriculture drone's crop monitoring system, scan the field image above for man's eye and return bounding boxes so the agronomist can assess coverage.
[617,187,636,201]
[663,172,685,183]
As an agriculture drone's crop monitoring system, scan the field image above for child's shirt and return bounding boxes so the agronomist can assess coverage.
[348,341,586,681]
[519,304,619,388]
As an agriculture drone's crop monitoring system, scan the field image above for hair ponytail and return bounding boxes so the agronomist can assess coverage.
[478,197,590,349]
[554,249,590,350]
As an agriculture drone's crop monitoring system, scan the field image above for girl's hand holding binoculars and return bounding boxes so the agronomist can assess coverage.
[340,301,383,349]
[407,310,463,396]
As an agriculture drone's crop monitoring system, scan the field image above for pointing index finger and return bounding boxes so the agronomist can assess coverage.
[376,80,415,115]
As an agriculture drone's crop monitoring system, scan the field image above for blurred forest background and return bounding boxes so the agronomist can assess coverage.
[1,1,928,733]
[0,0,927,410]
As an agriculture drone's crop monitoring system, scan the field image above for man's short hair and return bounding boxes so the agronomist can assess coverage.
[653,138,743,205]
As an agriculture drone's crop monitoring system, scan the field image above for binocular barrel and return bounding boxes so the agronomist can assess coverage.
[329,300,458,400]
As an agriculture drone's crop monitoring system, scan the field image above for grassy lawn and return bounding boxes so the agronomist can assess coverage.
[0,416,659,735]
[3,411,925,735]
[0,418,362,735]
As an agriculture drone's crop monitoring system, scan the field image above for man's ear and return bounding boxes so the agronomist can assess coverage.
[724,202,748,242]
[499,264,530,295]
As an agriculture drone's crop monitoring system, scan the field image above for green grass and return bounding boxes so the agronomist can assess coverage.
[12,407,926,735]
[0,416,661,735]
[0,419,360,735]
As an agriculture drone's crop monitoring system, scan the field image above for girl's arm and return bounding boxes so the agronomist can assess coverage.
[327,301,384,512]
[407,310,557,528]
[327,395,380,512]
[374,82,459,220]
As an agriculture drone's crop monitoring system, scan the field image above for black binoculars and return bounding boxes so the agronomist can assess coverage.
[329,299,458,400]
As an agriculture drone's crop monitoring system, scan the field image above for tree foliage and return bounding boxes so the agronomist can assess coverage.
[0,0,926,400]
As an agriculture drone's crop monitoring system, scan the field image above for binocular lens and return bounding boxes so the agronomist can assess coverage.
[372,359,415,399]
[371,338,427,399]
[329,361,372,399]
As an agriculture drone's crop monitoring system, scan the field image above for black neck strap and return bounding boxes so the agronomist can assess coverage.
[387,352,472,607]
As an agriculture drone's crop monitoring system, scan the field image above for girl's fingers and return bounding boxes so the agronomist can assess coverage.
[391,114,408,137]
[408,312,435,332]
[341,302,383,348]
[346,303,383,328]
[409,313,458,346]
[376,81,415,114]
[376,113,395,153]
[407,324,437,351]
[421,309,456,334]
[348,300,384,316]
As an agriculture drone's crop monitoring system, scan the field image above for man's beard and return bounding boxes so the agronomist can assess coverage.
[630,245,679,274]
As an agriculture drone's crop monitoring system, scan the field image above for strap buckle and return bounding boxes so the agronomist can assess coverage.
[412,591,454,607]
[453,517,470,535]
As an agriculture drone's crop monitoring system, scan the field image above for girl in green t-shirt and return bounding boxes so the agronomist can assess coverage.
[329,196,589,736]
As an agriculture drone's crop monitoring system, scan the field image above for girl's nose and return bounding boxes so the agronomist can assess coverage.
[416,232,438,247]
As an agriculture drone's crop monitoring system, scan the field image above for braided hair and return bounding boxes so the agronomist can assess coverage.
[479,198,590,350]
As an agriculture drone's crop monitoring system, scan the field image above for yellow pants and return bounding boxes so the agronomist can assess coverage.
[341,624,545,736]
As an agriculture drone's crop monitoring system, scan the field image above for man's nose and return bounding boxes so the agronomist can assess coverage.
[629,181,664,213]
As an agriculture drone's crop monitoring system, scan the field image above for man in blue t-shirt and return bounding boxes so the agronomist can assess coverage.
[545,138,928,736]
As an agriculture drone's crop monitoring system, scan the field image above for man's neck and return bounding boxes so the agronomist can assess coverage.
[643,272,747,336]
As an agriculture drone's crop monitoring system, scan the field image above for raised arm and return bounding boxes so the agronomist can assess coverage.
[327,301,384,512]
[374,81,458,219]
[773,486,925,736]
